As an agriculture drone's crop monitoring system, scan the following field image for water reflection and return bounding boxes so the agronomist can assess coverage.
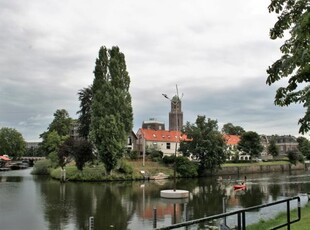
[1,169,310,230]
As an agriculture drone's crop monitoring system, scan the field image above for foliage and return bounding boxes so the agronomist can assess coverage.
[248,203,310,230]
[268,137,280,157]
[39,109,72,155]
[179,115,227,175]
[287,149,303,165]
[266,0,310,134]
[31,159,52,175]
[47,109,72,136]
[71,139,94,171]
[237,131,264,158]
[146,147,163,162]
[47,151,59,168]
[40,130,68,157]
[297,136,310,159]
[58,138,94,171]
[117,159,133,174]
[175,156,198,177]
[0,127,26,159]
[90,46,133,174]
[25,146,44,157]
[222,123,245,135]
[128,150,140,160]
[162,155,175,164]
[77,86,93,139]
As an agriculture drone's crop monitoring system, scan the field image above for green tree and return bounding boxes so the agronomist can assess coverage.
[237,131,264,159]
[297,136,310,159]
[77,86,93,139]
[268,137,280,157]
[0,127,26,159]
[39,109,72,155]
[222,123,245,135]
[266,0,310,134]
[48,109,72,136]
[58,138,93,171]
[175,156,198,177]
[287,149,302,165]
[179,115,227,175]
[89,46,133,174]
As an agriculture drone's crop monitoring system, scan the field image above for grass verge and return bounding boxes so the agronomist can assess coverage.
[50,160,173,181]
[247,204,310,230]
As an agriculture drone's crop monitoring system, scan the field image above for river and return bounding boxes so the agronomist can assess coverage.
[1,168,310,230]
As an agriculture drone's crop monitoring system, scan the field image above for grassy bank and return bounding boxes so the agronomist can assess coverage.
[247,204,310,230]
[48,159,294,181]
[223,161,290,167]
[50,160,173,181]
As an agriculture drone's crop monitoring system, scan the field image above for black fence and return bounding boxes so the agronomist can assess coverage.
[154,196,301,230]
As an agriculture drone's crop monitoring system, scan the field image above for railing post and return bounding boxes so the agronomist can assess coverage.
[242,211,246,230]
[153,207,157,229]
[287,200,290,230]
[89,216,94,230]
[237,212,241,230]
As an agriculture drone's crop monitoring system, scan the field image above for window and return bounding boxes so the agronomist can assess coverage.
[166,143,171,149]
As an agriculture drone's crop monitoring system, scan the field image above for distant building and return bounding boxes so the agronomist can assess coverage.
[142,118,165,130]
[169,95,183,131]
[26,142,40,149]
[273,135,298,156]
[70,120,80,140]
[224,134,251,161]
[136,128,188,156]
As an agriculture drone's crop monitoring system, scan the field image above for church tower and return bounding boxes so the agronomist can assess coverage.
[169,95,183,131]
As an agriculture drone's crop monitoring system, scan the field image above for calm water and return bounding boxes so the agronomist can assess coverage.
[1,168,310,230]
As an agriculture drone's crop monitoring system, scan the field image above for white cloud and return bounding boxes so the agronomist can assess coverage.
[0,0,304,141]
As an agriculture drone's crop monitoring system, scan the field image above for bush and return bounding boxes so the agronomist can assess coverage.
[176,156,198,177]
[147,150,163,162]
[47,151,59,168]
[162,155,175,165]
[31,159,52,175]
[129,150,140,160]
[118,159,133,174]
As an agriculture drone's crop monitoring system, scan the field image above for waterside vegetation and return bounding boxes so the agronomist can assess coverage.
[247,204,310,230]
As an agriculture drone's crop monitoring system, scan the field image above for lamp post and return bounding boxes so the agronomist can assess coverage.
[162,93,179,191]
[160,85,189,199]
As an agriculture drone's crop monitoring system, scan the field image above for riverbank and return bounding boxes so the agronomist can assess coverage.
[247,203,310,230]
[216,161,307,175]
[47,160,308,182]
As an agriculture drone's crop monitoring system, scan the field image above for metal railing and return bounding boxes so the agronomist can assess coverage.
[154,196,301,230]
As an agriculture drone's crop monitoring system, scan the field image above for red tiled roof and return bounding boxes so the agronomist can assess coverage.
[139,128,189,142]
[224,134,240,145]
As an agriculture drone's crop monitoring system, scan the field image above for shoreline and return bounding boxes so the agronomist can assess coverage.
[216,162,309,175]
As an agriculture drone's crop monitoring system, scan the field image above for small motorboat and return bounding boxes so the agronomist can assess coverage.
[233,184,246,190]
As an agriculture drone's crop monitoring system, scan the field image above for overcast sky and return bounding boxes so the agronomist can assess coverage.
[0,0,305,141]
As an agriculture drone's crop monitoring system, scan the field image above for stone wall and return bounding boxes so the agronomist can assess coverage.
[215,163,309,175]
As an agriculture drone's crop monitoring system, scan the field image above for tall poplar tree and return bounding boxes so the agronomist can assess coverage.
[90,46,133,174]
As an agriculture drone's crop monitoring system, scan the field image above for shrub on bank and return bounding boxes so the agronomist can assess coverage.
[31,159,52,175]
[176,156,198,177]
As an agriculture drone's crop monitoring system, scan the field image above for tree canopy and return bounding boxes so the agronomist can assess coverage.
[266,0,310,134]
[179,115,227,175]
[267,137,280,157]
[39,109,72,156]
[297,136,310,159]
[0,127,26,159]
[89,46,133,174]
[237,131,264,158]
[222,123,245,135]
[77,86,93,139]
